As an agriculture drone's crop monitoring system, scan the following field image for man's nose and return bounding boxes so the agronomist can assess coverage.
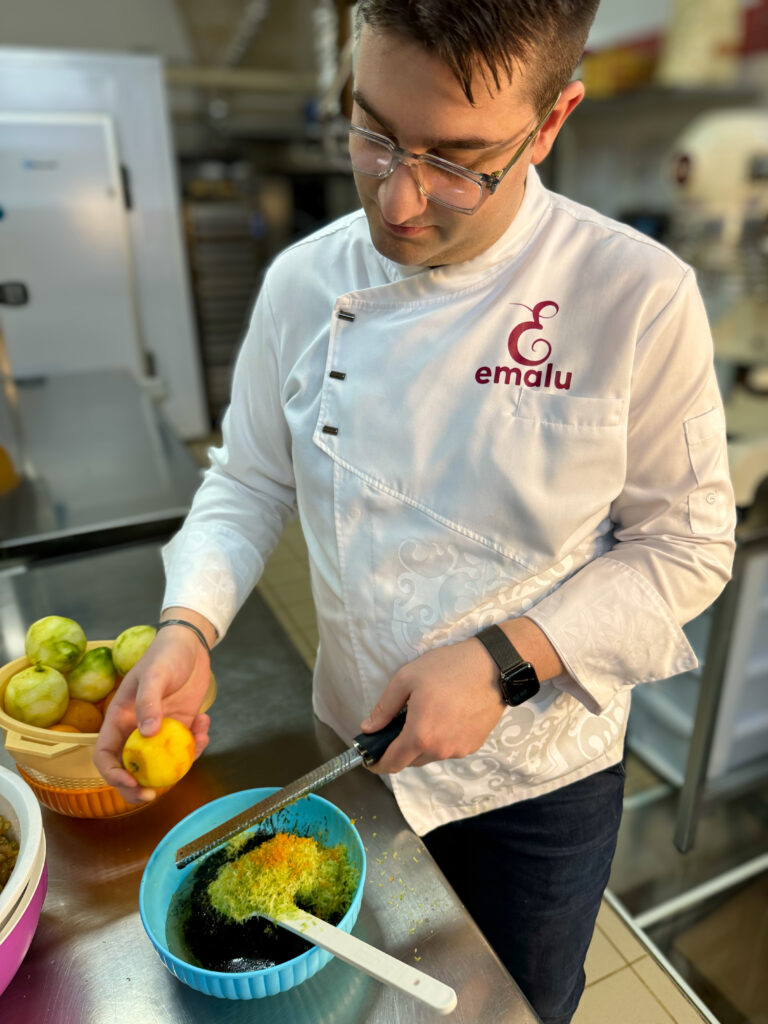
[377,160,429,224]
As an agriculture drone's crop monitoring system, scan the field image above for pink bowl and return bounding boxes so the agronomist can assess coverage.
[0,860,47,996]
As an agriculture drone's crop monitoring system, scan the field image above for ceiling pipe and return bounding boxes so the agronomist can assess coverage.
[219,0,271,68]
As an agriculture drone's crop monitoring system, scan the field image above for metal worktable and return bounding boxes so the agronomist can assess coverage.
[0,370,202,562]
[0,541,538,1023]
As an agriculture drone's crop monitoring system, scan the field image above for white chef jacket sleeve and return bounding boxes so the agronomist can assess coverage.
[161,275,297,640]
[525,269,736,714]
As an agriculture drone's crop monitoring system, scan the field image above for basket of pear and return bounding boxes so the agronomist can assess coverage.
[0,617,216,818]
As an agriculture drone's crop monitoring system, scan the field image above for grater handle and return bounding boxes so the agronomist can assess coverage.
[353,708,407,765]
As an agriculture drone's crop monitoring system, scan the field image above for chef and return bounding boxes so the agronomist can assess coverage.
[95,2,736,1021]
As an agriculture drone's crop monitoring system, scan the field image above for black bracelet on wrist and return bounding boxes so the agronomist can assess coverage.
[157,618,212,656]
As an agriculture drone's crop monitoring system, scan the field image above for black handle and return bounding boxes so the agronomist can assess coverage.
[353,708,407,765]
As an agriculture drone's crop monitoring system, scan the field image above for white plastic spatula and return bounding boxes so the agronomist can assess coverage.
[270,906,457,1014]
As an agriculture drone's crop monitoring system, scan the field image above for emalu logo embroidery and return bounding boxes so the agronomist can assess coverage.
[475,300,572,390]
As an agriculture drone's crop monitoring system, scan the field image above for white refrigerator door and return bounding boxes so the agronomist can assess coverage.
[0,112,145,379]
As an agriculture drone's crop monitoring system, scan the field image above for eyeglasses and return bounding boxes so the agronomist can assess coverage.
[348,93,560,215]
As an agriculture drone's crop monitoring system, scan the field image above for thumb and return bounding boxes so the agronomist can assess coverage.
[361,682,408,733]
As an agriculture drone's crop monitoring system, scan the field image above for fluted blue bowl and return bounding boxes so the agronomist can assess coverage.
[139,787,365,999]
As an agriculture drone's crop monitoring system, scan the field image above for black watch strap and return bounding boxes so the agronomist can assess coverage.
[476,624,525,674]
[476,624,540,707]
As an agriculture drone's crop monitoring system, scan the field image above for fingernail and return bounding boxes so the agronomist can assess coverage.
[361,717,372,730]
[140,717,158,734]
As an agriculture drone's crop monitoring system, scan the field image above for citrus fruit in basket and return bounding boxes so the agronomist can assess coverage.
[25,616,87,673]
[122,718,195,788]
[4,663,70,727]
[66,646,117,702]
[59,698,103,733]
[112,625,156,676]
[99,686,119,716]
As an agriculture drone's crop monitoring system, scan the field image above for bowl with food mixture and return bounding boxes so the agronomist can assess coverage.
[139,787,365,999]
[0,765,47,995]
[0,766,44,932]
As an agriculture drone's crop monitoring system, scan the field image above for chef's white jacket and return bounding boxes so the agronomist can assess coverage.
[163,168,736,835]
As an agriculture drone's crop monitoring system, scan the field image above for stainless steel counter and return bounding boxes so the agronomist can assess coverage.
[0,542,539,1023]
[0,371,202,561]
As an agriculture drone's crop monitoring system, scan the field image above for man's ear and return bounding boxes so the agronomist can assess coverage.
[530,81,585,165]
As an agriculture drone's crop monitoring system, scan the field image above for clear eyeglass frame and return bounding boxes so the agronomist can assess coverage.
[348,92,561,216]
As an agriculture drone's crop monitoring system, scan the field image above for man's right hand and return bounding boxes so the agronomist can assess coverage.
[93,615,215,804]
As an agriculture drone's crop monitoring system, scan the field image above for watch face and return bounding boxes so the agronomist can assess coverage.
[501,665,540,706]
[505,678,540,706]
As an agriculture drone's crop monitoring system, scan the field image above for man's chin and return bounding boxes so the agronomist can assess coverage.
[367,224,435,267]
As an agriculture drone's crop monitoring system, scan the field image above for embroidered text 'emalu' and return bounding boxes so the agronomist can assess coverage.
[475,300,572,390]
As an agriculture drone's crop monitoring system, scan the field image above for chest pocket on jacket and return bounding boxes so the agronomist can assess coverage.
[515,390,624,428]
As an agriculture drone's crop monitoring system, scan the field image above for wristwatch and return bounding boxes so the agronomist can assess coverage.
[476,624,540,706]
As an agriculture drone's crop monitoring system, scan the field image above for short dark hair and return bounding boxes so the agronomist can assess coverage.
[354,0,600,115]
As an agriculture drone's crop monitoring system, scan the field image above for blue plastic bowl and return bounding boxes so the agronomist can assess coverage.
[139,787,366,1000]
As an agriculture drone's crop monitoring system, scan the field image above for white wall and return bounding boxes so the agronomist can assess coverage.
[587,0,757,50]
[0,0,196,60]
[587,0,675,49]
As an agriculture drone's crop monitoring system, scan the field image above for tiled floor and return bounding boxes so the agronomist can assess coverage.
[577,901,708,1024]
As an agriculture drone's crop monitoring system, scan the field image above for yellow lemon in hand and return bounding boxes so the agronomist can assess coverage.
[121,717,195,788]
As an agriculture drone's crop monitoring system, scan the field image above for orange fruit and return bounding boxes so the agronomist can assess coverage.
[59,698,103,733]
[99,687,119,716]
[121,718,195,788]
[49,723,79,733]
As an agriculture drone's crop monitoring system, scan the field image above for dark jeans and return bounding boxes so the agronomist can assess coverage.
[423,761,625,1024]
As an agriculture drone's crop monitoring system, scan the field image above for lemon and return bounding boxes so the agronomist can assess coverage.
[4,664,69,727]
[25,616,87,673]
[112,625,156,676]
[121,718,195,788]
[66,646,117,702]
